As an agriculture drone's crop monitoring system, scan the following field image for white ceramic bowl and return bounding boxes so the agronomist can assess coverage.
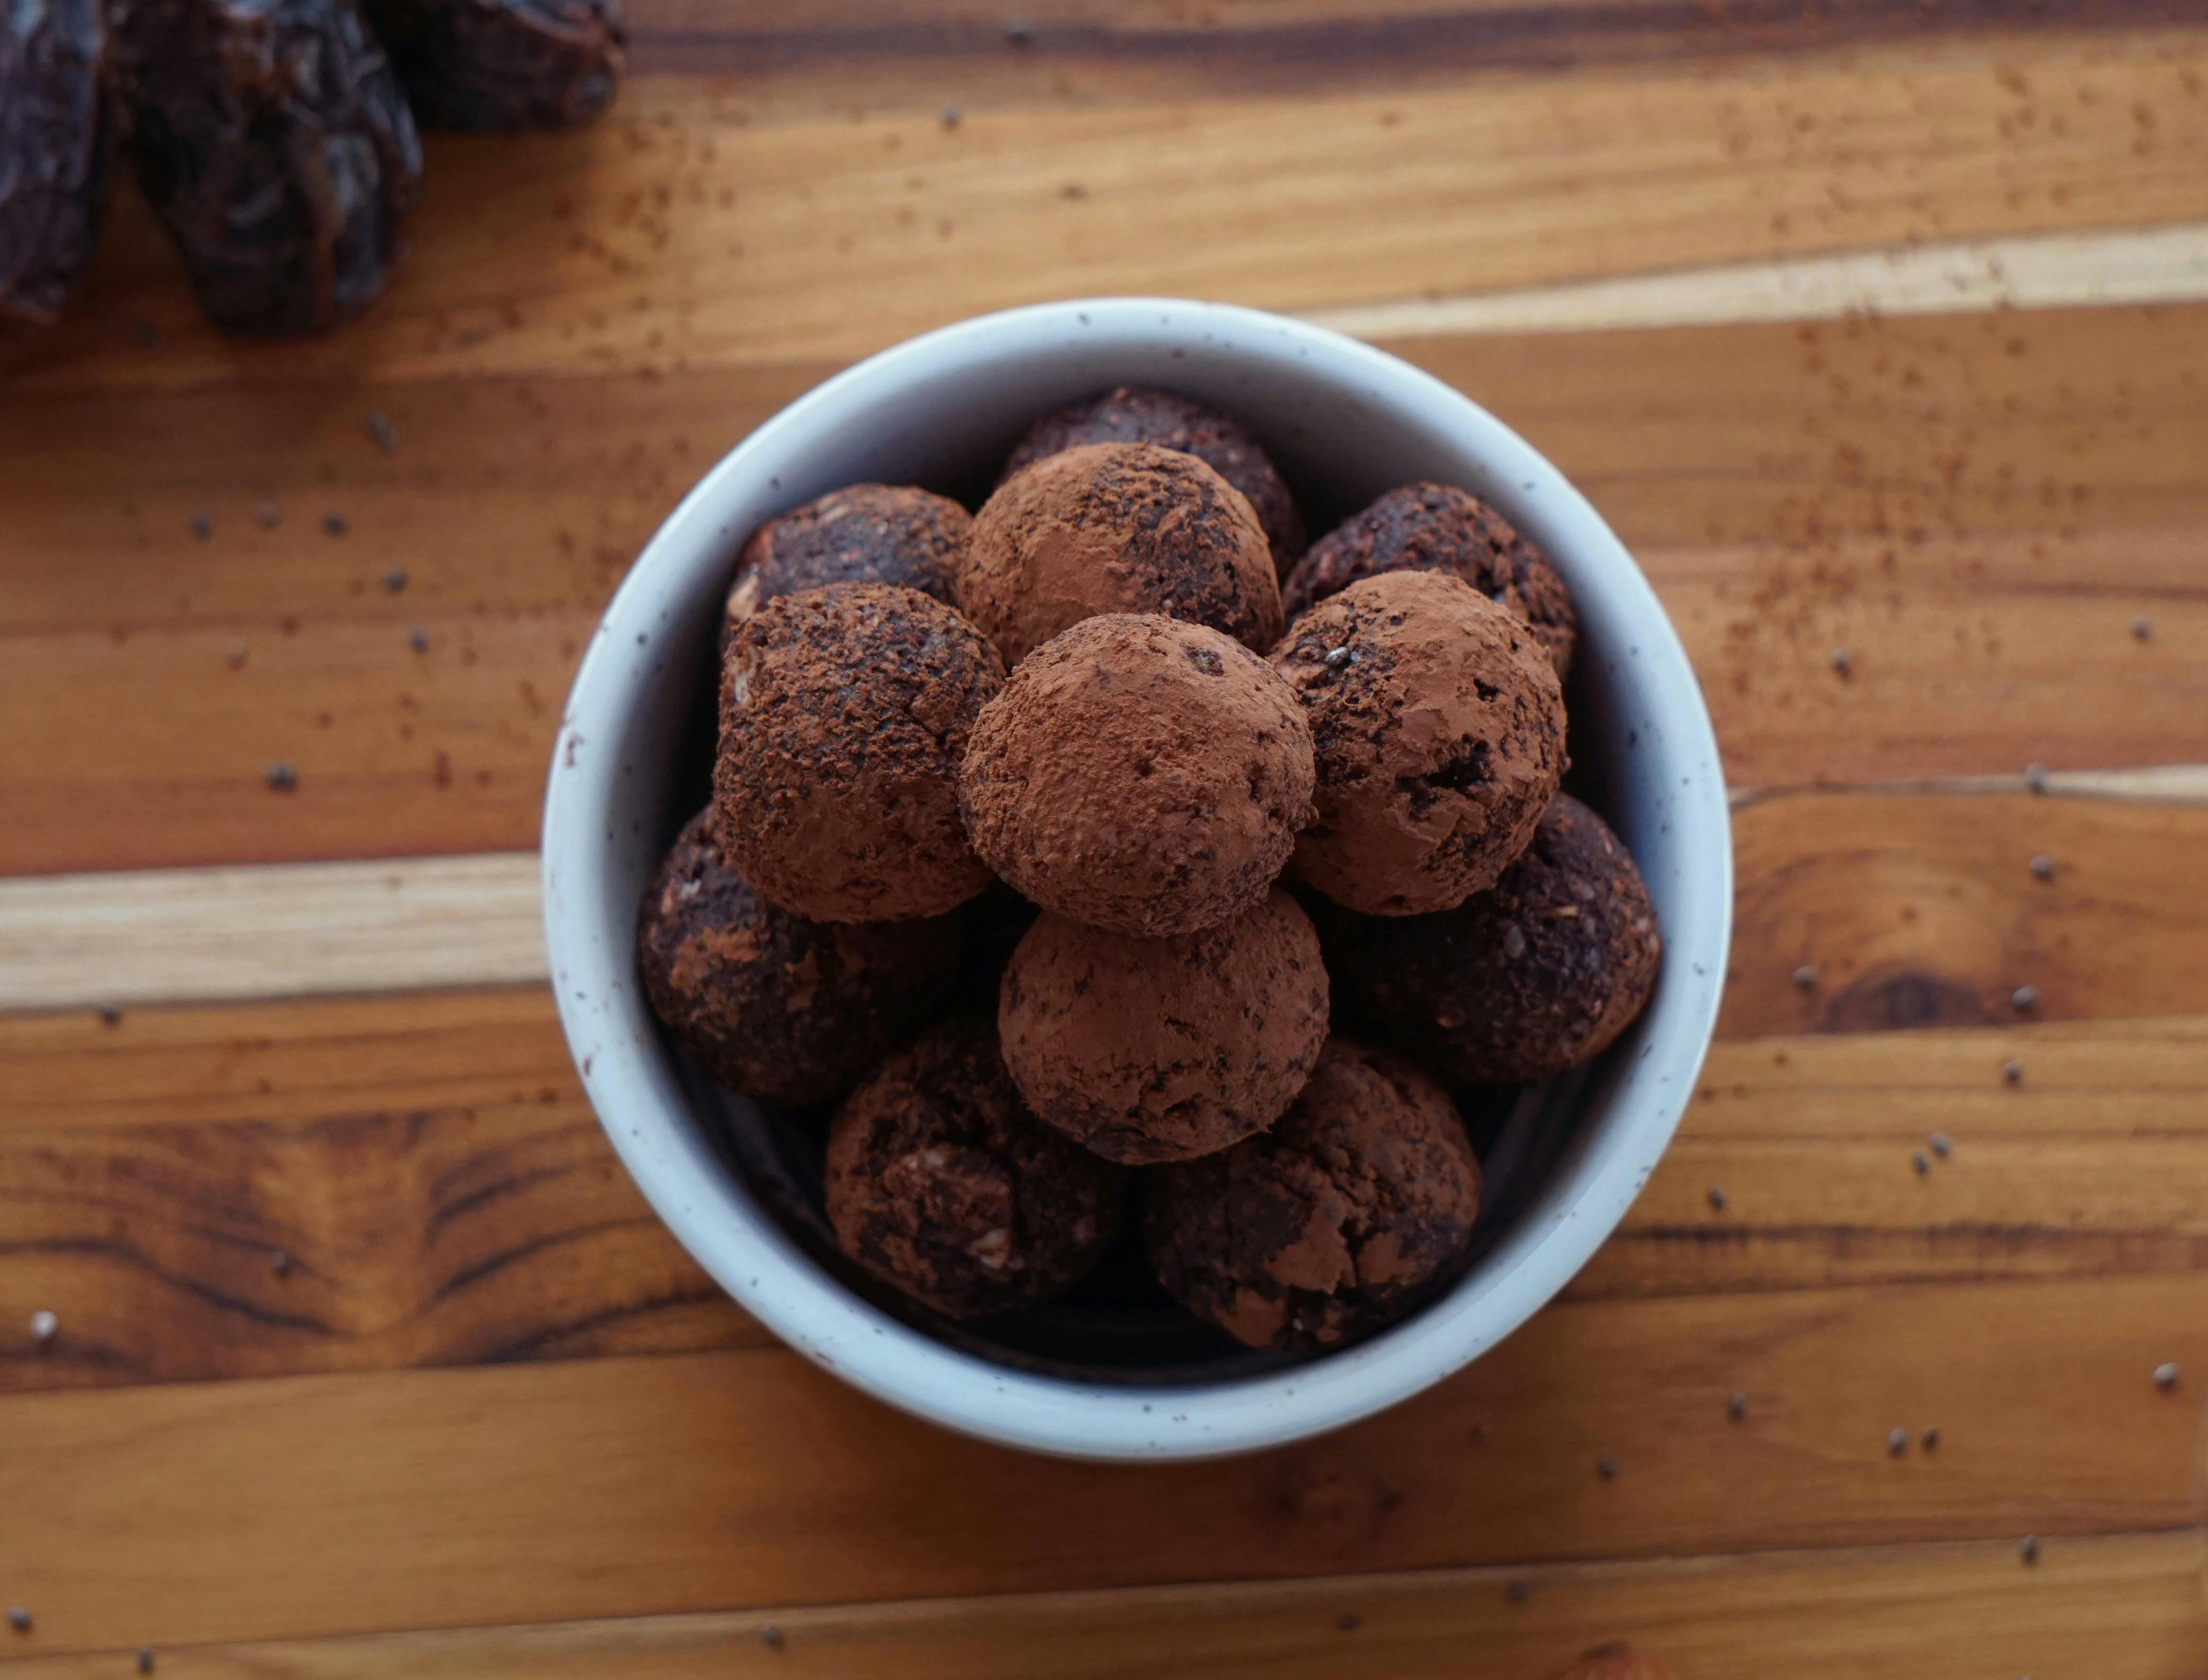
[542,297,1730,1462]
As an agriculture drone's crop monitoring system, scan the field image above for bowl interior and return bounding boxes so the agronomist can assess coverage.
[546,300,1729,1455]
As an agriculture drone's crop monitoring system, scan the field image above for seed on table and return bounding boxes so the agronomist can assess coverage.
[410,626,430,652]
[1930,1132,1953,1158]
[2010,985,2039,1011]
[940,104,962,128]
[1004,15,1033,44]
[2154,1362,2180,1391]
[254,501,282,529]
[759,1625,786,1650]
[138,1649,155,1673]
[29,1309,57,1346]
[265,762,298,792]
[1337,1612,1361,1632]
[189,511,214,540]
[1596,1455,1618,1480]
[98,1004,122,1026]
[7,1606,28,1632]
[2001,1060,2024,1084]
[2019,1535,2040,1564]
[2132,617,2153,639]
[1923,1426,1942,1450]
[2029,854,2054,880]
[270,1249,293,1276]
[1829,646,1852,673]
[226,645,249,670]
[1707,1186,1728,1212]
[2025,761,2049,794]
[1504,1580,1532,1604]
[323,511,349,536]
[1792,964,1816,990]
[1888,1427,1908,1455]
[365,410,399,454]
[384,567,409,593]
[1913,1152,1931,1176]
[1727,1393,1748,1421]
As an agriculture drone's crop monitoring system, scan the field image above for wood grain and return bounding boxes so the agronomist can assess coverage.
[6,990,2205,1390]
[3,1275,2201,1650]
[0,856,544,1011]
[11,29,2208,394]
[5,300,2205,873]
[3,1531,2201,1679]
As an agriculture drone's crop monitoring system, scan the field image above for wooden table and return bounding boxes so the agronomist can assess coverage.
[5,4,2206,1674]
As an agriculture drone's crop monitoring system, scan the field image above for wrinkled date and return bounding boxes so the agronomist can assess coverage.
[1,0,116,323]
[365,0,624,130]
[114,0,423,337]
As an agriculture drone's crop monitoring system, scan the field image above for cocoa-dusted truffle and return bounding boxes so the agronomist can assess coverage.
[1271,570,1565,916]
[1001,386,1307,570]
[999,888,1329,1165]
[956,442,1284,666]
[824,1016,1123,1318]
[726,484,967,633]
[636,806,958,1106]
[1283,483,1577,679]
[1320,794,1661,1086]
[960,613,1314,938]
[717,582,1002,922]
[1148,1037,1481,1350]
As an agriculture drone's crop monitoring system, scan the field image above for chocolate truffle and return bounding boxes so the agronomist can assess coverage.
[1147,1037,1481,1350]
[824,1017,1123,1318]
[1320,793,1661,1086]
[957,442,1284,666]
[1001,385,1307,569]
[1283,482,1578,679]
[1271,570,1565,916]
[725,484,967,633]
[999,889,1329,1165]
[636,806,958,1105]
[959,613,1315,938]
[717,582,1003,922]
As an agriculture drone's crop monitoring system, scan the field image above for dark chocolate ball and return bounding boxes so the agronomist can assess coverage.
[1001,385,1307,570]
[824,1017,1124,1319]
[635,807,959,1106]
[726,484,968,634]
[1147,1037,1481,1350]
[1282,483,1577,680]
[715,582,1003,922]
[1320,793,1661,1086]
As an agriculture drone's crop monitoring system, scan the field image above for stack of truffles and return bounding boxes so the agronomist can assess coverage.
[637,386,1662,1355]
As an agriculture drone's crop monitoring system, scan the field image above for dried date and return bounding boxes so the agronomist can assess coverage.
[112,0,424,338]
[1,0,116,324]
[363,0,624,131]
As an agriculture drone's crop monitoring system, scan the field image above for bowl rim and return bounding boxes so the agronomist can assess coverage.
[542,295,1732,1461]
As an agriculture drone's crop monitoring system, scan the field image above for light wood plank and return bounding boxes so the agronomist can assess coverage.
[0,856,544,1012]
[3,1532,2201,1679]
[11,30,2208,392]
[2,1276,2201,1650]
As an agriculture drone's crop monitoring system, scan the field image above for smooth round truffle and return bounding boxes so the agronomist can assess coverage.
[824,1017,1123,1318]
[716,582,1003,922]
[1001,386,1307,570]
[635,807,958,1106]
[1147,1037,1481,1350]
[1320,794,1661,1086]
[957,442,1284,666]
[725,484,968,634]
[1283,483,1577,679]
[999,888,1329,1165]
[1271,570,1566,916]
[959,614,1315,938]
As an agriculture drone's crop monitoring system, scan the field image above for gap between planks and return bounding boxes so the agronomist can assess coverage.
[0,765,2202,1014]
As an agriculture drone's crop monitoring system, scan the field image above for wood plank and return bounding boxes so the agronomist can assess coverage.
[2,1275,2200,1650]
[3,1531,2201,1679]
[11,28,2208,393]
[5,999,2206,1386]
[6,300,2206,874]
[0,857,544,1012]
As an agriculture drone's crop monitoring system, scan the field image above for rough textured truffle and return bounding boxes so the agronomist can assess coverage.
[726,484,968,634]
[959,614,1315,938]
[824,1017,1123,1318]
[1147,1037,1480,1350]
[1320,794,1661,1087]
[1283,483,1578,679]
[716,583,1003,922]
[1001,385,1307,570]
[999,889,1329,1165]
[1271,570,1565,916]
[635,807,958,1106]
[957,442,1284,666]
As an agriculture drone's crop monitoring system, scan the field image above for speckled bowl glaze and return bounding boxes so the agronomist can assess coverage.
[542,298,1731,1461]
